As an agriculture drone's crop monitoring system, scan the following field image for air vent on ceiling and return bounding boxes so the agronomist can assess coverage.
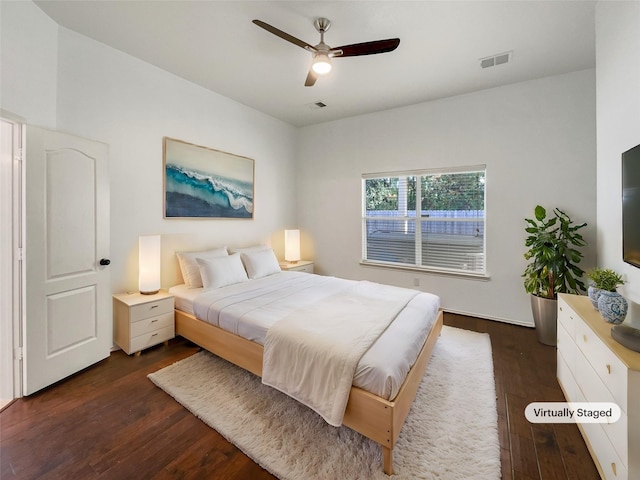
[479,51,512,69]
[306,101,328,110]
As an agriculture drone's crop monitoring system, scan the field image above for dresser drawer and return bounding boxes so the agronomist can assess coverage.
[558,297,577,339]
[581,420,628,480]
[558,320,578,377]
[557,349,578,401]
[130,312,174,337]
[130,297,174,322]
[575,319,628,411]
[558,294,640,480]
[575,352,629,464]
[129,325,174,353]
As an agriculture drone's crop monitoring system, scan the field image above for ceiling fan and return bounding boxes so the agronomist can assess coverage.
[252,18,400,87]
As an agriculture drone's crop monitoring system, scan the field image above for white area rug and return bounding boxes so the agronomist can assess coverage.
[148,326,500,479]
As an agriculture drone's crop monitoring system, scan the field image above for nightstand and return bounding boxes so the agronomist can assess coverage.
[279,260,314,273]
[113,290,175,356]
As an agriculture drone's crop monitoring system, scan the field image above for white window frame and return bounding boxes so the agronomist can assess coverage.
[361,165,487,277]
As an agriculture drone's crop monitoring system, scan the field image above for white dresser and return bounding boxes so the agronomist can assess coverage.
[113,291,175,355]
[557,294,640,480]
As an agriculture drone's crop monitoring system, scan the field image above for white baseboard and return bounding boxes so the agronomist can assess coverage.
[443,308,535,328]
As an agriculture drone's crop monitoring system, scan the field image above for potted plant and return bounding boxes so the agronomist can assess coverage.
[586,268,627,323]
[586,268,624,308]
[523,205,587,345]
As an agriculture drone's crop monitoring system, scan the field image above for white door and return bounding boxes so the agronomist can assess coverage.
[23,126,110,395]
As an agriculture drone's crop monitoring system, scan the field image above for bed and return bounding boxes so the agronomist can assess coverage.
[170,247,443,475]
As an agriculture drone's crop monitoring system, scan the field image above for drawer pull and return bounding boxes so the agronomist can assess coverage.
[606,364,611,374]
[612,462,616,476]
[151,333,158,337]
[583,334,587,343]
[559,306,563,312]
[151,319,158,323]
[150,305,159,309]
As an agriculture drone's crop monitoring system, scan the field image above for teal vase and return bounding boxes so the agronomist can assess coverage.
[597,291,628,324]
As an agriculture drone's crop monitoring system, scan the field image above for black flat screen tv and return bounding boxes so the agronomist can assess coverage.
[623,143,640,268]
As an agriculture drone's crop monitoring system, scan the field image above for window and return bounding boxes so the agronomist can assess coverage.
[362,166,486,275]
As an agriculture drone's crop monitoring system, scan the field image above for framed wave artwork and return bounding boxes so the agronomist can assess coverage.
[163,137,254,219]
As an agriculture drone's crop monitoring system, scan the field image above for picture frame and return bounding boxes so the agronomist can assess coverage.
[163,137,254,219]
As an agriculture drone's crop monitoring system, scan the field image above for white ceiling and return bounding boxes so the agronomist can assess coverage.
[34,0,596,127]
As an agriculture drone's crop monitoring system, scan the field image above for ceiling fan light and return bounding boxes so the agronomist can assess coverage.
[312,53,332,75]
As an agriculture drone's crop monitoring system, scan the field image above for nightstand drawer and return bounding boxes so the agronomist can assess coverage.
[113,291,175,355]
[279,261,314,273]
[130,297,174,322]
[292,263,314,273]
[130,312,174,337]
[129,325,174,353]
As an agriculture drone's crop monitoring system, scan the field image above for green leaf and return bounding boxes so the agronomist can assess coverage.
[523,205,588,296]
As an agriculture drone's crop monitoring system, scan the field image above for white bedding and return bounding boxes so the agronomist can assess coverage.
[263,280,418,426]
[169,272,440,401]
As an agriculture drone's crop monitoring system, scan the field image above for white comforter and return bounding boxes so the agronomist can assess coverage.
[262,281,418,426]
[187,272,439,419]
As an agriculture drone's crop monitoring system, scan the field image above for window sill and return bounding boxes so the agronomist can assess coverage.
[359,260,491,280]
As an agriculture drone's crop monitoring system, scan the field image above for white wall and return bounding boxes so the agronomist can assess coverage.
[2,1,602,328]
[297,70,597,326]
[0,2,298,295]
[0,0,58,129]
[53,28,298,293]
[596,1,640,326]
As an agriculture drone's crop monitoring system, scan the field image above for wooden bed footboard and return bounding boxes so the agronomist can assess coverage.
[175,308,444,475]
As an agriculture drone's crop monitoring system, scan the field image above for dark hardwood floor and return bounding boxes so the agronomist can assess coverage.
[444,314,599,480]
[1,313,599,479]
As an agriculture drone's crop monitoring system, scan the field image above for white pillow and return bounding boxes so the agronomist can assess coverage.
[176,247,228,288]
[197,253,248,290]
[230,245,271,254]
[241,249,281,279]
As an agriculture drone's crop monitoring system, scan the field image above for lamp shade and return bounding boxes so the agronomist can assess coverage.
[284,229,301,263]
[139,235,161,295]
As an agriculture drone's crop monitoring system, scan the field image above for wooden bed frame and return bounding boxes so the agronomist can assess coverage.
[175,308,444,475]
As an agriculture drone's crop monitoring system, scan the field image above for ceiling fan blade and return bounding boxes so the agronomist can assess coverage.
[252,20,315,51]
[304,69,317,87]
[334,38,400,57]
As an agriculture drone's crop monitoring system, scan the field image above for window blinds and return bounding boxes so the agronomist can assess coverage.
[362,167,486,274]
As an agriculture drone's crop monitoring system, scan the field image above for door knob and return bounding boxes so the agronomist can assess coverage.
[99,258,111,266]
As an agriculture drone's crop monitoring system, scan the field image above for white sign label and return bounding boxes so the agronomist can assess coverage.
[525,402,621,424]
